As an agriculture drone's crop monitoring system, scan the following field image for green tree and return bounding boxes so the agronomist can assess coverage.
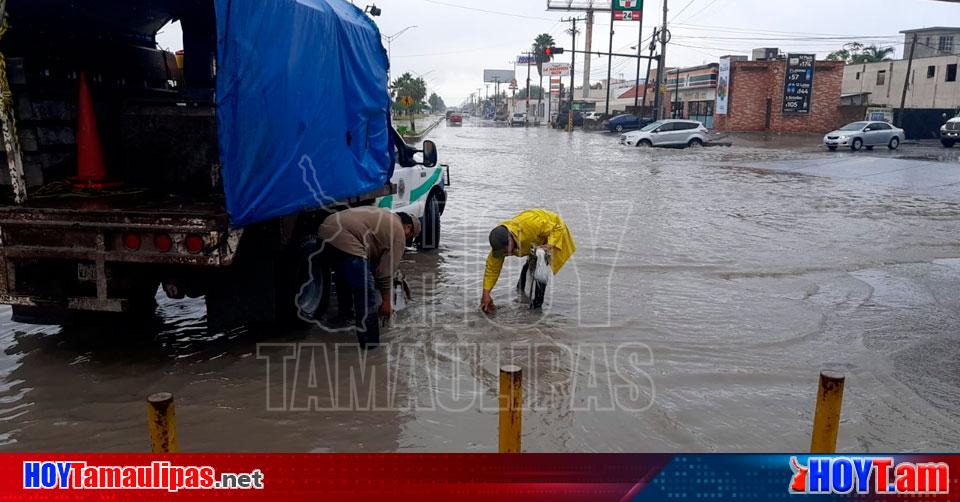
[826,42,895,64]
[516,86,545,100]
[390,72,429,132]
[428,92,446,112]
[531,33,556,123]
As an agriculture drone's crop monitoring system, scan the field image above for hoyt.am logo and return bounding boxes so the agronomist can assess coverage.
[789,457,950,495]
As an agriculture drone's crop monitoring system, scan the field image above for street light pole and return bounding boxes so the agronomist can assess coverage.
[383,25,418,82]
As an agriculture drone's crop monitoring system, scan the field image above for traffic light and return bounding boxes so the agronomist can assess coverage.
[544,46,564,58]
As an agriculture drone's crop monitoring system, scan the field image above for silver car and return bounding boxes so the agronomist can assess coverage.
[619,119,709,148]
[823,121,903,151]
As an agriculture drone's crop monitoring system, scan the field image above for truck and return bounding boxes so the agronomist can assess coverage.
[0,0,447,329]
[941,112,960,148]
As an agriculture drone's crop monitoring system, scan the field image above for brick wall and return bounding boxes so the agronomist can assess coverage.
[715,60,845,133]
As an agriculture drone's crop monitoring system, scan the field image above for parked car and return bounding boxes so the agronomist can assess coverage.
[510,113,527,127]
[553,111,584,129]
[823,121,903,151]
[619,120,709,148]
[940,114,960,148]
[606,113,654,133]
[583,111,603,121]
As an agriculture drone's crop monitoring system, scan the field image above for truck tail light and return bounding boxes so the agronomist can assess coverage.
[185,234,204,254]
[154,234,173,253]
[123,233,142,251]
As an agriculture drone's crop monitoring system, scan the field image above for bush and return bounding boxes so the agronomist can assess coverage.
[396,125,410,136]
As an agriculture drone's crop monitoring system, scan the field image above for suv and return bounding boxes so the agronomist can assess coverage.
[510,113,527,127]
[620,120,709,148]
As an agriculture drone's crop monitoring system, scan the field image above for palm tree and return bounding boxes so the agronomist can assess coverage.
[390,72,429,132]
[853,45,895,64]
[532,33,556,122]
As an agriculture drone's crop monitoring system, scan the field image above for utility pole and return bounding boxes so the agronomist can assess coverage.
[633,10,645,111]
[563,17,583,132]
[640,27,658,120]
[604,16,615,115]
[582,10,594,99]
[525,51,533,126]
[897,33,918,128]
[653,0,668,120]
[674,66,681,118]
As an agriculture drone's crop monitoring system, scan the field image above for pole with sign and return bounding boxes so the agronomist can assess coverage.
[782,54,815,114]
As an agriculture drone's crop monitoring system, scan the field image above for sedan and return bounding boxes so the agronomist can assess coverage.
[823,121,903,151]
[606,113,651,133]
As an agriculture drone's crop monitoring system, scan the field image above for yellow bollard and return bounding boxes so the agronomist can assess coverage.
[147,392,180,453]
[498,365,523,453]
[810,371,845,453]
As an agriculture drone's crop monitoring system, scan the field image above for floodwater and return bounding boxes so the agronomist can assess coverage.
[2,119,960,453]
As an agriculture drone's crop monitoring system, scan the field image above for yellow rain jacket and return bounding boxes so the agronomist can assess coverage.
[483,209,576,291]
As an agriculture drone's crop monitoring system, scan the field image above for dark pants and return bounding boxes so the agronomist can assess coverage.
[329,248,380,348]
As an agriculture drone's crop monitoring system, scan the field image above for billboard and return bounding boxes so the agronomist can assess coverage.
[517,55,536,65]
[542,62,571,77]
[612,0,643,10]
[782,54,815,114]
[716,57,731,115]
[483,69,515,83]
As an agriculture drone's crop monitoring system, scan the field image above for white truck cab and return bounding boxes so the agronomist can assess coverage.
[941,113,960,148]
[377,132,448,250]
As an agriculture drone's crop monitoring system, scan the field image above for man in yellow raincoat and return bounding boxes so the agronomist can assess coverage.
[481,209,576,314]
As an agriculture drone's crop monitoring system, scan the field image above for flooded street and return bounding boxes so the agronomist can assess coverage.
[3,121,960,453]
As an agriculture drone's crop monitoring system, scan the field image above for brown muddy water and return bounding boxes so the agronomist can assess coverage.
[2,120,960,453]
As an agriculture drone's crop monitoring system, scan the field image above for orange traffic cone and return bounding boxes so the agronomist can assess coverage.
[70,72,120,189]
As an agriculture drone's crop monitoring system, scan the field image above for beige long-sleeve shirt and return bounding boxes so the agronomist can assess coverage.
[318,207,406,293]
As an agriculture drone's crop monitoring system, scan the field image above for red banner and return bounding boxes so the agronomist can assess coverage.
[613,10,642,21]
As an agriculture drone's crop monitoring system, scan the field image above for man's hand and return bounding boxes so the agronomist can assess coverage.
[379,292,393,318]
[480,290,496,314]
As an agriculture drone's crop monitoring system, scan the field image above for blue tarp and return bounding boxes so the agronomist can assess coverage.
[215,0,393,227]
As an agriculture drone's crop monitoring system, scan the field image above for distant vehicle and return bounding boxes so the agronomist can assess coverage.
[583,111,603,121]
[510,113,527,127]
[553,111,584,129]
[619,120,709,148]
[606,114,653,133]
[448,113,463,126]
[823,121,903,151]
[940,114,960,148]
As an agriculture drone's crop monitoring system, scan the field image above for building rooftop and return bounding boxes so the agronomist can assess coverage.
[900,26,960,34]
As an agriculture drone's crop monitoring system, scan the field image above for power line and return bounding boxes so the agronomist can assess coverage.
[421,0,557,21]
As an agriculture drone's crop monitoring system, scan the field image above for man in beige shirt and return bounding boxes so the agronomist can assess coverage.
[318,207,420,348]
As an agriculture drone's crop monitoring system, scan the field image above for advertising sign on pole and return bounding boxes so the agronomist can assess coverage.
[611,0,643,11]
[782,54,815,114]
[542,62,571,77]
[613,10,642,21]
[483,69,515,83]
[716,57,731,115]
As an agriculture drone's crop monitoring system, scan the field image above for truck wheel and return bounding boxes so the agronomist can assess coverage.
[286,241,330,327]
[942,140,956,148]
[419,194,441,251]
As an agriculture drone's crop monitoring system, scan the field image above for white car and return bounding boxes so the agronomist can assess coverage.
[510,113,527,127]
[823,121,903,151]
[583,111,603,121]
[619,120,708,148]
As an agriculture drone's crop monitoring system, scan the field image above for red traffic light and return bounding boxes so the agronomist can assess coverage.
[544,46,564,57]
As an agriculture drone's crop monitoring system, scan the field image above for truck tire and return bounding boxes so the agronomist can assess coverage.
[419,194,441,251]
[293,241,331,324]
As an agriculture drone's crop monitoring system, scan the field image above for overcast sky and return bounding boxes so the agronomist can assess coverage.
[156,0,958,106]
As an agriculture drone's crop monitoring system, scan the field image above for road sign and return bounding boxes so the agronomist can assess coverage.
[517,55,536,65]
[782,54,815,114]
[399,96,414,107]
[612,0,642,11]
[613,10,642,21]
[542,62,571,77]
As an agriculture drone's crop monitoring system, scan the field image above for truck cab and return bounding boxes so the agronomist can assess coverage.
[941,113,960,148]
[0,0,445,328]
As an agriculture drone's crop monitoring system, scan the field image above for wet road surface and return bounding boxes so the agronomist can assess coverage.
[2,119,960,452]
